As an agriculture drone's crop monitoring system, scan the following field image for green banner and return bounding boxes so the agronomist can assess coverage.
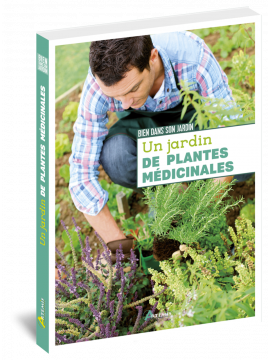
[36,34,49,353]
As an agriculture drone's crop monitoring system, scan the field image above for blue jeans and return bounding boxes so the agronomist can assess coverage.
[100,135,254,190]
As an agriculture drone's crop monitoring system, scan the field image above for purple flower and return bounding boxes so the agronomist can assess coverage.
[138,301,158,332]
[106,289,111,307]
[89,304,102,324]
[97,283,105,312]
[77,282,90,293]
[55,262,69,278]
[99,324,105,337]
[94,231,112,267]
[120,267,126,296]
[69,318,85,329]
[116,293,123,324]
[115,245,125,280]
[72,217,84,250]
[71,267,77,287]
[55,332,73,344]
[55,312,71,318]
[60,279,79,298]
[55,282,69,297]
[133,291,138,302]
[110,326,118,337]
[109,300,115,318]
[55,247,70,270]
[105,323,110,338]
[95,249,101,270]
[132,306,143,334]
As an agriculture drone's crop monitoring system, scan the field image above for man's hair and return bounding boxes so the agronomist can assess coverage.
[89,36,154,86]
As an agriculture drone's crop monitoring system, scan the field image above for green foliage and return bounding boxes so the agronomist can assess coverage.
[62,101,79,122]
[122,212,155,251]
[150,217,255,329]
[143,179,243,247]
[56,223,164,343]
[192,23,254,59]
[190,23,255,127]
[240,203,255,224]
[55,134,72,159]
[161,282,255,329]
[59,164,70,183]
[229,216,255,292]
[62,227,84,266]
[179,80,254,129]
[59,102,79,132]
[199,214,231,254]
[229,51,255,91]
[148,217,255,329]
[55,204,60,230]
[100,179,133,218]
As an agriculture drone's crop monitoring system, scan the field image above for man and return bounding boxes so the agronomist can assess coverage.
[69,31,249,261]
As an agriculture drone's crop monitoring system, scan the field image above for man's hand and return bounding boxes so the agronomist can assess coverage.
[84,204,126,244]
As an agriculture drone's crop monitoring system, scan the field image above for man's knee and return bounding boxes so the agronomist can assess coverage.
[100,135,137,188]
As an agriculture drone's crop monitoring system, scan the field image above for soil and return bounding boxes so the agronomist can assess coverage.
[153,238,180,261]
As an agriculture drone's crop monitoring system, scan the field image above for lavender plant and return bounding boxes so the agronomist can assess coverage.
[55,218,167,345]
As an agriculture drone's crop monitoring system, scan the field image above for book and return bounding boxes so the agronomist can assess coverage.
[36,7,260,354]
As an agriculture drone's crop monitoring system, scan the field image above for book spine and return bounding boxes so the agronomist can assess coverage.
[36,34,49,353]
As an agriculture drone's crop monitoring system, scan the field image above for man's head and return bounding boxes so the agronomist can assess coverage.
[89,36,162,109]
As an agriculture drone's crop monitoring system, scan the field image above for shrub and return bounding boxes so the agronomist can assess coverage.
[148,216,255,329]
[55,134,72,159]
[143,179,243,247]
[55,218,167,344]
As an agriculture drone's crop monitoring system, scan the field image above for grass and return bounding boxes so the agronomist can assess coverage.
[55,42,90,99]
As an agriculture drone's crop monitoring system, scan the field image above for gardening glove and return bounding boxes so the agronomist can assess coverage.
[107,236,134,264]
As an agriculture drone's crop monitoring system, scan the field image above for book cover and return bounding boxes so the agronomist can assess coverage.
[36,7,261,353]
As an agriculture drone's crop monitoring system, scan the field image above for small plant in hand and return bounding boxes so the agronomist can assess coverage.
[55,218,167,345]
[143,179,243,261]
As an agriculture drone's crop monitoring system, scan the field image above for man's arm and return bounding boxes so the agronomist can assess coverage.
[84,204,126,243]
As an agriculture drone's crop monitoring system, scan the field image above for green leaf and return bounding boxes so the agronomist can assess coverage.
[241,287,255,297]
[59,164,70,183]
[55,133,72,159]
[221,50,229,58]
[225,283,232,292]
[62,101,79,122]
[235,303,255,317]
[193,315,209,323]
[225,308,239,318]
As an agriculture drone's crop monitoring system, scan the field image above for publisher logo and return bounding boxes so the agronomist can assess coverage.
[37,54,48,75]
[144,310,172,320]
[37,298,46,329]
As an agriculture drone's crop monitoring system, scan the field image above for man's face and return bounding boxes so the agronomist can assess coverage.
[95,49,159,109]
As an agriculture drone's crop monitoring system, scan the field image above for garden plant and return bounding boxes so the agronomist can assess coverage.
[148,216,255,328]
[143,179,243,261]
[55,218,167,344]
